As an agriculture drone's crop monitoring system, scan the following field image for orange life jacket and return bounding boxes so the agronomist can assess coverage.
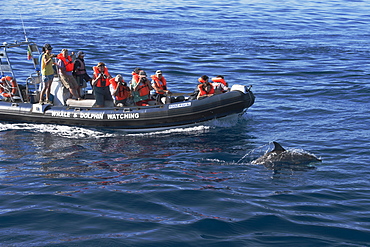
[198,83,215,96]
[135,79,150,97]
[57,54,74,72]
[0,76,18,98]
[151,75,167,94]
[132,72,140,83]
[110,78,130,101]
[93,66,110,87]
[211,77,227,86]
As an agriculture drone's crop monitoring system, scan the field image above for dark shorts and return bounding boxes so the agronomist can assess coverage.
[94,86,113,106]
[76,73,91,88]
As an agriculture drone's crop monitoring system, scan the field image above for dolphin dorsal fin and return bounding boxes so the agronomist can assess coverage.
[272,141,286,152]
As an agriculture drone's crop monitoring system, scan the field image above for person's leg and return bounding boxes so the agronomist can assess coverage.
[94,87,104,107]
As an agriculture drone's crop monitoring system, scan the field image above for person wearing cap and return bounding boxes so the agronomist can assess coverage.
[130,70,154,106]
[92,62,113,107]
[151,70,171,104]
[39,43,57,104]
[57,49,80,100]
[110,74,131,106]
[197,75,215,99]
[73,51,91,97]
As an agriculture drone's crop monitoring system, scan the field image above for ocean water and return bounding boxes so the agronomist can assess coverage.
[1,0,370,246]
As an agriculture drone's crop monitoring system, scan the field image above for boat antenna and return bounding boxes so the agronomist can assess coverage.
[17,1,29,42]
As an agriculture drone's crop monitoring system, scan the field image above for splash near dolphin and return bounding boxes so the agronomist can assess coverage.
[251,141,322,166]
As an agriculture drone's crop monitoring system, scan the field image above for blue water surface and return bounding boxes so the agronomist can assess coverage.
[1,0,370,246]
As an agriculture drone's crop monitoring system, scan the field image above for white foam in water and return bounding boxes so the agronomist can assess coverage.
[125,125,211,136]
[0,123,115,139]
[0,122,212,138]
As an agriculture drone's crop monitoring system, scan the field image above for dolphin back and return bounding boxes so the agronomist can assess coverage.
[272,141,286,152]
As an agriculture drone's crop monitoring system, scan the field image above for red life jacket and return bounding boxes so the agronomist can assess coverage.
[93,66,110,87]
[211,77,227,86]
[151,75,167,94]
[135,79,150,97]
[57,54,74,72]
[132,72,140,83]
[110,78,130,101]
[198,83,215,96]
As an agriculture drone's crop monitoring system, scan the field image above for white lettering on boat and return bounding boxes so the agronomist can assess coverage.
[79,112,104,119]
[169,102,191,109]
[106,113,140,120]
[51,111,71,118]
[50,111,139,120]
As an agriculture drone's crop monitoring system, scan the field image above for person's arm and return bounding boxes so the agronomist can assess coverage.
[92,73,104,86]
[146,79,154,90]
[112,82,120,96]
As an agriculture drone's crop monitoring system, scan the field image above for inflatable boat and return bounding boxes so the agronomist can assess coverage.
[0,40,255,131]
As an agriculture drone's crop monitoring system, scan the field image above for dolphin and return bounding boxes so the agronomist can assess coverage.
[251,141,321,167]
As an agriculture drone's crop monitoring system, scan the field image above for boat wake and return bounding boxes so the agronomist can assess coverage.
[125,125,211,136]
[206,113,244,128]
[0,123,115,139]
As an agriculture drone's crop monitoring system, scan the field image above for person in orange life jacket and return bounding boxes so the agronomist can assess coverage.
[92,62,113,107]
[211,75,228,87]
[129,67,141,93]
[211,75,229,94]
[131,70,154,106]
[57,49,81,100]
[151,70,171,104]
[73,51,91,95]
[197,75,215,99]
[110,74,131,106]
[131,67,141,84]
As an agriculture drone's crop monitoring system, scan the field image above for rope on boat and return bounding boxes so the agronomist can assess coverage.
[17,0,29,42]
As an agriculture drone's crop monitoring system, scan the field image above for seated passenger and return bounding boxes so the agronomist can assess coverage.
[110,74,131,107]
[131,67,141,84]
[130,70,154,106]
[151,70,171,104]
[211,75,229,94]
[211,75,228,87]
[197,75,215,99]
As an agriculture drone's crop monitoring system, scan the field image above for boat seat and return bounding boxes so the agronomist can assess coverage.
[27,75,41,85]
[66,99,114,108]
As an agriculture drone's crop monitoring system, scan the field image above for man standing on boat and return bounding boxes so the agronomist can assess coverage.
[39,44,56,104]
[92,62,113,107]
[57,49,80,100]
[73,51,91,97]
